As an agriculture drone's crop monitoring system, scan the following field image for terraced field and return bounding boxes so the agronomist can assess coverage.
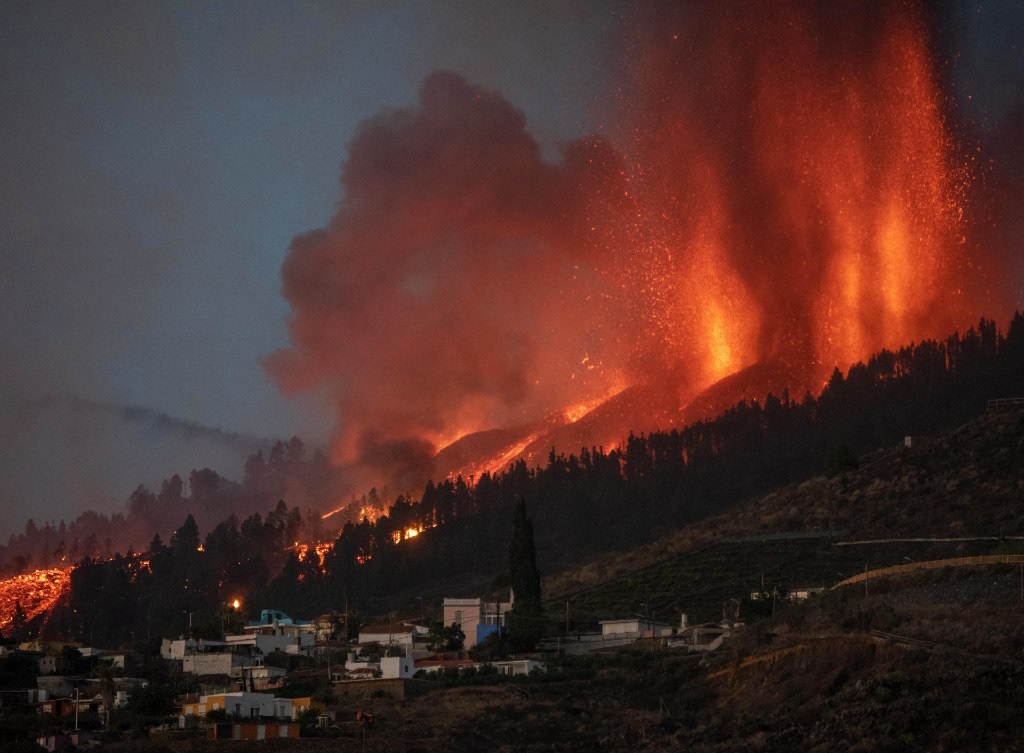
[552,536,1007,625]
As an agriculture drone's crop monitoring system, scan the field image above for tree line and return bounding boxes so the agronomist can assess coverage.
[11,312,1024,646]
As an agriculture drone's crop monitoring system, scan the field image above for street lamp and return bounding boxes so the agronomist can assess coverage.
[223,599,242,637]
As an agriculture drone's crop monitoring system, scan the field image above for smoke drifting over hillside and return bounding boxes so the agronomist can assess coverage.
[0,396,269,539]
[271,1,1016,494]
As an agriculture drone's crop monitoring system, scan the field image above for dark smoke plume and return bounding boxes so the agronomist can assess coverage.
[267,71,628,485]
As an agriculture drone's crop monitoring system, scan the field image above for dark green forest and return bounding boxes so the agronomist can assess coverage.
[7,312,1024,647]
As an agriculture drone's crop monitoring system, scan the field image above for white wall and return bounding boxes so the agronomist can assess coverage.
[380,656,415,679]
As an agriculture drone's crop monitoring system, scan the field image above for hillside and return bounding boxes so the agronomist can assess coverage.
[219,406,1024,753]
[6,314,1022,649]
[6,370,1024,753]
[545,404,1024,620]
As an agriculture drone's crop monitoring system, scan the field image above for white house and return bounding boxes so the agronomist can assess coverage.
[181,691,275,720]
[243,610,316,641]
[170,629,312,677]
[356,623,426,650]
[668,622,734,653]
[161,638,198,661]
[225,632,313,655]
[380,656,416,679]
[492,659,544,676]
[180,691,314,724]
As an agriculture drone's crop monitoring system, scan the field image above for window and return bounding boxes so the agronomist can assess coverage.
[454,610,462,626]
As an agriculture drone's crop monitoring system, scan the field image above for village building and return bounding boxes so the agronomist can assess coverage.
[161,638,198,661]
[180,691,315,723]
[356,622,427,650]
[381,655,416,679]
[183,650,247,677]
[492,659,545,676]
[163,609,315,678]
[442,593,513,649]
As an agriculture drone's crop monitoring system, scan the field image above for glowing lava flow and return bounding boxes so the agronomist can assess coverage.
[445,432,543,482]
[321,502,389,523]
[0,566,74,633]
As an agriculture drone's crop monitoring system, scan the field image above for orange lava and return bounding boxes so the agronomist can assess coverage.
[0,567,74,633]
[321,502,389,524]
[603,2,975,401]
[446,431,542,481]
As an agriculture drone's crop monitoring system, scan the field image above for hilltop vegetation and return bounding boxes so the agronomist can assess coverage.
[2,312,1023,647]
[547,404,1024,612]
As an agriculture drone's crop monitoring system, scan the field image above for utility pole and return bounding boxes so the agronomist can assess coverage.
[864,562,869,598]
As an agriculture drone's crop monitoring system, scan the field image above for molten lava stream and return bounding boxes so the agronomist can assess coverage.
[0,566,75,632]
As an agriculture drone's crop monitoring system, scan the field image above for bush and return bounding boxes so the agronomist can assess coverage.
[205,708,227,722]
[826,444,859,477]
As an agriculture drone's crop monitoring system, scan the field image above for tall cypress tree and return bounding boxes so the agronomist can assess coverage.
[507,498,543,650]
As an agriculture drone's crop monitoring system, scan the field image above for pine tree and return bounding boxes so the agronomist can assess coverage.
[507,498,543,650]
[11,600,28,642]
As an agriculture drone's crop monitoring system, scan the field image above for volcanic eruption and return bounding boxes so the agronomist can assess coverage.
[268,1,1007,502]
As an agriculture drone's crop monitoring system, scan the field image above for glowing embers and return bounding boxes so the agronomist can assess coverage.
[0,566,75,632]
[609,2,970,400]
[389,526,429,545]
[286,541,334,573]
[790,8,963,377]
[126,557,151,582]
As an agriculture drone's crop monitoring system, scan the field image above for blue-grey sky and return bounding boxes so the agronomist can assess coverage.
[0,0,620,536]
[0,1,1020,539]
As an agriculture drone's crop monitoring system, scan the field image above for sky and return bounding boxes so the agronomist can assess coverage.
[0,0,621,537]
[1,1,1021,540]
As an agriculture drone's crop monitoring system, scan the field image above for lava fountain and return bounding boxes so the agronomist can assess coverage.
[270,1,999,492]
[597,1,977,400]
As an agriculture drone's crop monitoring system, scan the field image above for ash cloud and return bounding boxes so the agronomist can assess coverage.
[267,71,630,484]
[354,430,437,495]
